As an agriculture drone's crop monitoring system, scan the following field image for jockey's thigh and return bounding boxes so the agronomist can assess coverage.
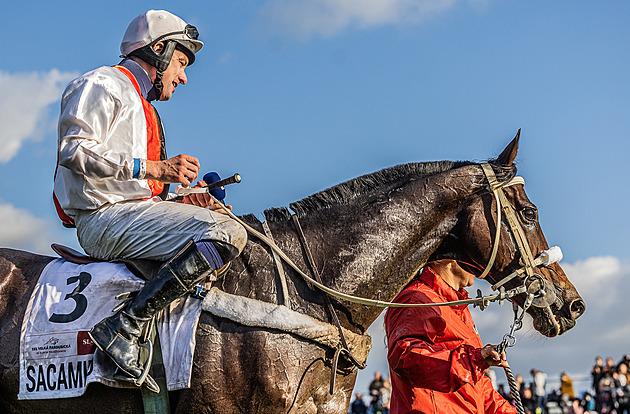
[74,198,247,261]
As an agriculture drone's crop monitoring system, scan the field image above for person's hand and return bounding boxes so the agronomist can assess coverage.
[146,154,200,186]
[176,180,234,214]
[481,344,509,368]
[180,180,213,207]
[208,201,233,215]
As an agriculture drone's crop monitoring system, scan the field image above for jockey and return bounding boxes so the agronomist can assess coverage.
[385,260,517,413]
[53,10,247,393]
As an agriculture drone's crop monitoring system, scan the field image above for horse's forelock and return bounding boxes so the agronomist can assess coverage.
[288,161,475,217]
[488,160,518,184]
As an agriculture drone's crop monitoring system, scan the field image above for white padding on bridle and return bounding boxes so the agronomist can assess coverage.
[503,176,525,188]
[538,245,563,266]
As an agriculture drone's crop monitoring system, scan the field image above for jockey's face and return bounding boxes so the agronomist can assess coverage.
[159,48,189,101]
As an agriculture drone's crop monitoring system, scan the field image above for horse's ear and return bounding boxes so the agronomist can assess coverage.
[495,129,520,166]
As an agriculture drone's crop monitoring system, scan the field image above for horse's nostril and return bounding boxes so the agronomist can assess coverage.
[570,299,586,318]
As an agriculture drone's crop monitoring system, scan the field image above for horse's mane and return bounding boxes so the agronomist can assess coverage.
[264,161,478,221]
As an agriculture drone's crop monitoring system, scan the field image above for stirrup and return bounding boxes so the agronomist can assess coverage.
[134,338,155,390]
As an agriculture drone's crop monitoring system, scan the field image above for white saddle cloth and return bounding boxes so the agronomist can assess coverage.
[18,258,203,400]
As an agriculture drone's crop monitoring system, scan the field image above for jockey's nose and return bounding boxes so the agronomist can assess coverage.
[569,298,585,320]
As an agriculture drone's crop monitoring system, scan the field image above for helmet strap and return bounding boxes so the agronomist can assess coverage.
[128,41,177,100]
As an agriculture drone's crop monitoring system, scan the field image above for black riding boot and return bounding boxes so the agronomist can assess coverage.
[88,241,214,392]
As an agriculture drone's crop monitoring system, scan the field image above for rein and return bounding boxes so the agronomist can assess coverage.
[216,163,557,310]
[211,162,559,404]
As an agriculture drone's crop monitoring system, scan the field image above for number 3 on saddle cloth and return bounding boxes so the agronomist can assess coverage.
[18,247,205,400]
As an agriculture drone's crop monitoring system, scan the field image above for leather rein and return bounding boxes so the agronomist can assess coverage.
[212,162,561,395]
[218,163,559,311]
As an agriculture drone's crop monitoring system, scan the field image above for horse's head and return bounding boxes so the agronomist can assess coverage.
[431,132,585,337]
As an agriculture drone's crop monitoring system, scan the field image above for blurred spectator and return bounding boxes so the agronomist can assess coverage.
[515,374,525,401]
[617,379,630,414]
[581,392,596,413]
[367,390,383,414]
[560,372,576,407]
[619,355,630,371]
[521,387,537,414]
[603,357,616,376]
[567,398,584,414]
[596,375,615,413]
[351,392,368,414]
[379,379,391,414]
[531,369,547,414]
[369,372,384,396]
[619,362,629,386]
[592,356,604,391]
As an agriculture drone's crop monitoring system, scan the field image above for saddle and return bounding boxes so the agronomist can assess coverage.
[51,244,162,281]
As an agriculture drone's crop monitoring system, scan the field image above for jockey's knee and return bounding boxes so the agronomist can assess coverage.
[201,218,247,263]
[223,218,247,254]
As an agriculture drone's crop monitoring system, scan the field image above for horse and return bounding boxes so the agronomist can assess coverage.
[0,134,585,413]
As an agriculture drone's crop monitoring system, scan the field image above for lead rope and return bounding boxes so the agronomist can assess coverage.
[495,293,534,414]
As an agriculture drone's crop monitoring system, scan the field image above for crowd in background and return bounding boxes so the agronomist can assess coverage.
[350,371,391,414]
[350,354,630,414]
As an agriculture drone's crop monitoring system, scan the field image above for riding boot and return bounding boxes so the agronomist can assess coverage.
[88,241,214,392]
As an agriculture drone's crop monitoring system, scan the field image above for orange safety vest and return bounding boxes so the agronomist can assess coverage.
[53,65,166,228]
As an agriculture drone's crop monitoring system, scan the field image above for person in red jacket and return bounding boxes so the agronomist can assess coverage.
[385,259,517,414]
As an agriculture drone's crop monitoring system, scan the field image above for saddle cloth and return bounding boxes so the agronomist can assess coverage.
[18,258,204,400]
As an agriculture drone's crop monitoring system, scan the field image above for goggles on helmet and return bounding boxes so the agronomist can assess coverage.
[152,24,199,45]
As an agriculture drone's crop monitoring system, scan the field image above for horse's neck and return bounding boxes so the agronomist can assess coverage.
[290,165,484,330]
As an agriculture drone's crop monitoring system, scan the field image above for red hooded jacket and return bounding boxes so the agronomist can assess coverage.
[385,266,516,414]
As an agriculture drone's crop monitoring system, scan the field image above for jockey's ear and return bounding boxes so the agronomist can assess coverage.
[496,129,520,167]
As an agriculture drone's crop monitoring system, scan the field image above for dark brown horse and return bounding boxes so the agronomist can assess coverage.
[0,135,584,413]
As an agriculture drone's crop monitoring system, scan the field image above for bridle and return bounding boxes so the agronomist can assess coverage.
[478,163,559,309]
[477,163,562,414]
[216,163,562,310]
[209,162,563,407]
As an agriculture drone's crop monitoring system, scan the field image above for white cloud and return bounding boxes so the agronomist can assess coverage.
[353,256,630,396]
[259,0,480,39]
[0,201,56,254]
[0,69,77,163]
[562,256,622,302]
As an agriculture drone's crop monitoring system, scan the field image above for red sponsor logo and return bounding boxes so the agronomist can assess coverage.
[76,331,96,355]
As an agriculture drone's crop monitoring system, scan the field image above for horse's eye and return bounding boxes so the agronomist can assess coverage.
[521,207,538,223]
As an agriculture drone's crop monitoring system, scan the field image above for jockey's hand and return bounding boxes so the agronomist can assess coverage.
[146,154,200,186]
[180,180,213,207]
[481,344,509,368]
[208,201,233,215]
[178,181,234,214]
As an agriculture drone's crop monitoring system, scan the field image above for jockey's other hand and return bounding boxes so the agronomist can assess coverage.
[481,344,509,368]
[179,181,234,214]
[180,180,213,207]
[146,154,200,186]
[208,201,233,215]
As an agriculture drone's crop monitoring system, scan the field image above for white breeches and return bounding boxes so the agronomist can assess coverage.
[74,198,247,261]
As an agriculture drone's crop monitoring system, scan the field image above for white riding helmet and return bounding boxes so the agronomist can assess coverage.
[121,10,204,66]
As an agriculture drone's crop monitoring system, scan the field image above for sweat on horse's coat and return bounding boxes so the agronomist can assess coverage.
[0,135,585,413]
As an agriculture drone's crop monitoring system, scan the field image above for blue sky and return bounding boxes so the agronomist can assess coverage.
[1,0,628,400]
